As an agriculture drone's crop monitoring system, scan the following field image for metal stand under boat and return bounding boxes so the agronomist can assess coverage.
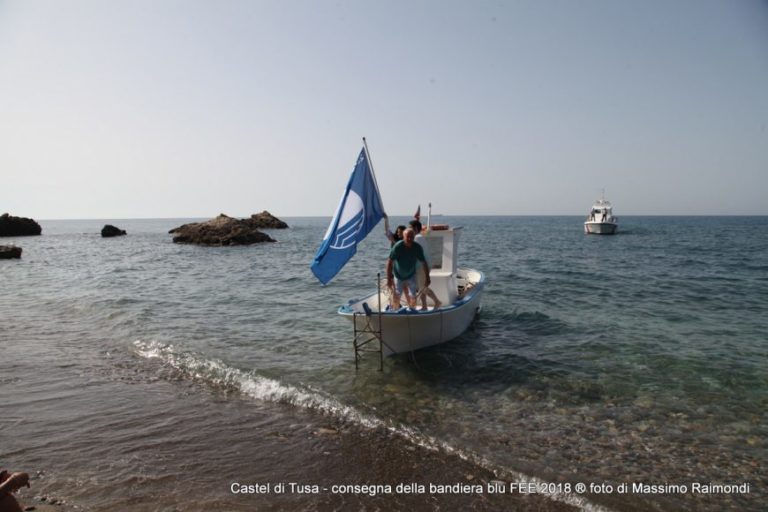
[353,273,384,370]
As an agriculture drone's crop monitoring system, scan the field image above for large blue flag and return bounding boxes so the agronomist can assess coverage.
[311,148,385,284]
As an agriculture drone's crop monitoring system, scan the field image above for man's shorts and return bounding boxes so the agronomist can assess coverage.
[394,275,418,297]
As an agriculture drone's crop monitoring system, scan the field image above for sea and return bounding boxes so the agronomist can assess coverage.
[1,216,766,511]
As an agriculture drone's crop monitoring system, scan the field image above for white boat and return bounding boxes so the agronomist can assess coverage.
[584,193,618,235]
[338,225,484,356]
[311,140,484,358]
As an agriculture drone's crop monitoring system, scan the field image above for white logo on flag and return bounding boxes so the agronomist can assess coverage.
[329,191,365,250]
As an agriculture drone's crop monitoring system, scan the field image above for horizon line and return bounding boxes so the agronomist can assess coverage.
[33,213,768,221]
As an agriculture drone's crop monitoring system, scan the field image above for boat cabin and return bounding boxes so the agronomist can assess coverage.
[588,200,613,222]
[417,225,462,305]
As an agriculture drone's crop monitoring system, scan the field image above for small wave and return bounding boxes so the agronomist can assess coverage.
[132,339,610,512]
[133,339,381,429]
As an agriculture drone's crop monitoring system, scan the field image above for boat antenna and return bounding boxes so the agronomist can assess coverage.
[362,137,386,214]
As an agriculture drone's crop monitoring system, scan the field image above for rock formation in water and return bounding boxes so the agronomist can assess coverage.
[245,211,288,229]
[0,245,22,259]
[0,213,42,236]
[101,224,127,237]
[168,214,276,246]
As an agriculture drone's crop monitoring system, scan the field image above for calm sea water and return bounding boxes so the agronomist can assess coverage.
[1,216,766,511]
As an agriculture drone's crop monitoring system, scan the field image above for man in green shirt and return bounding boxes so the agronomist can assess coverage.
[386,228,430,309]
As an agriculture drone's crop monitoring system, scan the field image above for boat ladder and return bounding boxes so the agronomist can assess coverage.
[353,273,384,371]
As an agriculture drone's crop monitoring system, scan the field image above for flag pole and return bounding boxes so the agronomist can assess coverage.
[362,137,386,214]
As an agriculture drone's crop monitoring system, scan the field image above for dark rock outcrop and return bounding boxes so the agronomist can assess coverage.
[0,213,42,236]
[101,224,127,237]
[168,214,276,246]
[245,211,288,229]
[0,245,22,259]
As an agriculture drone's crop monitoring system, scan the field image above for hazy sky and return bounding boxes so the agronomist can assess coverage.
[1,0,766,219]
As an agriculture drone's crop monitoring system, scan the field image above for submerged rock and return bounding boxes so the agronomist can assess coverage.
[101,224,127,237]
[0,245,22,259]
[245,210,288,229]
[0,213,42,236]
[168,214,275,246]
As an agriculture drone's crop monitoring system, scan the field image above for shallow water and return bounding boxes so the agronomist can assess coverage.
[1,216,766,511]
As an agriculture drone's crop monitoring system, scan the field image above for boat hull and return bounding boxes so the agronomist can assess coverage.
[339,269,484,356]
[584,221,617,235]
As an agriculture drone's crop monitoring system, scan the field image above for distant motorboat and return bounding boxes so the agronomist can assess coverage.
[584,193,618,235]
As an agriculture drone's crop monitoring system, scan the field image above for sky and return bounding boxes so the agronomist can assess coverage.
[1,0,767,219]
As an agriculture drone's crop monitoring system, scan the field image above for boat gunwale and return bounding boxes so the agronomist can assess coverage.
[338,269,485,317]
